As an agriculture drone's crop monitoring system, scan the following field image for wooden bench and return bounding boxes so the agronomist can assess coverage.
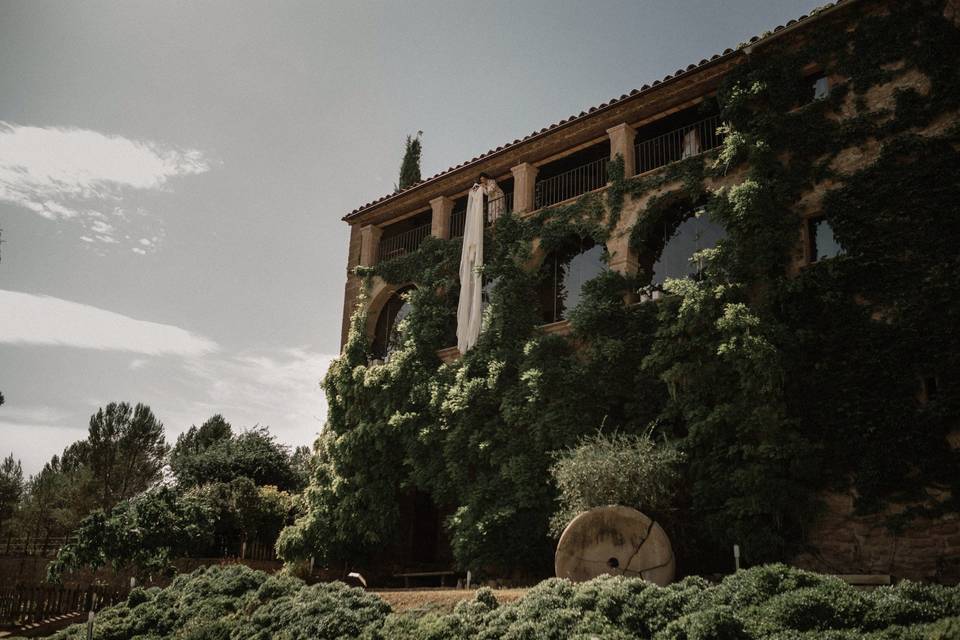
[837,574,892,588]
[393,570,457,588]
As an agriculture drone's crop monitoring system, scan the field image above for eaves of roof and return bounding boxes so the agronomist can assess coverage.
[343,0,854,222]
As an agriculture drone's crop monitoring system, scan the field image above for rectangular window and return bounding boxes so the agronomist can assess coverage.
[807,216,843,263]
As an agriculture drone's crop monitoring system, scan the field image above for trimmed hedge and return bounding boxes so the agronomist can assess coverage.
[44,564,960,640]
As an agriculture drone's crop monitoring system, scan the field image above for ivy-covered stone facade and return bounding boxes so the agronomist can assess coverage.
[285,0,960,582]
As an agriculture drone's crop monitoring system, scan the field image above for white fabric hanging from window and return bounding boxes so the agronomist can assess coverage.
[681,128,701,159]
[484,179,505,223]
[456,185,485,353]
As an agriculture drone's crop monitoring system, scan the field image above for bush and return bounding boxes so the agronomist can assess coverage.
[47,564,960,640]
[549,431,683,536]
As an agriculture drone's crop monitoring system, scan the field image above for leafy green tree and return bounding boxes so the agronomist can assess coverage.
[82,402,169,509]
[16,456,94,552]
[47,486,216,580]
[171,414,232,458]
[0,454,23,535]
[170,418,303,491]
[49,481,297,579]
[396,131,422,190]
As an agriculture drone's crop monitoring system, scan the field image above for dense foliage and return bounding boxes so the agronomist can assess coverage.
[23,412,307,579]
[548,431,683,536]
[170,415,309,492]
[42,564,960,639]
[47,480,297,580]
[0,402,168,552]
[283,0,960,576]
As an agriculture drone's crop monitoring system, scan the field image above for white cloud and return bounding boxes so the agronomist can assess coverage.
[0,289,217,356]
[173,347,336,445]
[0,121,211,249]
[0,421,89,476]
[0,405,73,426]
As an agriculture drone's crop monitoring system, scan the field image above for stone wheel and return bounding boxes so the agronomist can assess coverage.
[554,505,675,586]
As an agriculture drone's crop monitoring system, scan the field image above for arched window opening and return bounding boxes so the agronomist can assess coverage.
[372,286,414,359]
[539,240,608,324]
[651,207,726,287]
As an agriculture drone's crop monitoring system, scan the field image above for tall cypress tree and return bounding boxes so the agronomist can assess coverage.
[397,130,423,191]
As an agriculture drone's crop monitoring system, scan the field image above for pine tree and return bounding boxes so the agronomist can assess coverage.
[397,131,423,191]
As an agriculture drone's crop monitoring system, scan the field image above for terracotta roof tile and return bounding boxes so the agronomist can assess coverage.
[345,0,849,219]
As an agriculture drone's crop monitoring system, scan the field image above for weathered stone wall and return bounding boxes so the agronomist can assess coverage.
[340,224,363,346]
[794,492,960,583]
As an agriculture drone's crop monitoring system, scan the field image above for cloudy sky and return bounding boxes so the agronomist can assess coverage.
[0,0,822,475]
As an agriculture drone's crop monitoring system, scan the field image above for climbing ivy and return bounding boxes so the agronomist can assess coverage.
[281,0,960,577]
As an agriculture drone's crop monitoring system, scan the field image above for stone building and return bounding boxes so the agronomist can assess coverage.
[336,0,960,581]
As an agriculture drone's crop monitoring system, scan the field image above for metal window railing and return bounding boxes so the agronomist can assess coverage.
[634,114,724,176]
[534,156,609,210]
[450,192,513,238]
[377,222,431,263]
[450,208,467,238]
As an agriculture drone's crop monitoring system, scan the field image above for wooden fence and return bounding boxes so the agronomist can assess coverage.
[0,584,128,628]
[1,536,69,558]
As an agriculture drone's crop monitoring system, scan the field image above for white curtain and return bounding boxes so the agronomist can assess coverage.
[456,186,485,353]
[681,128,701,159]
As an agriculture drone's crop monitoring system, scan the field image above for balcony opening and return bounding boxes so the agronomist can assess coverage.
[450,177,514,238]
[633,104,723,176]
[371,285,414,359]
[538,239,608,324]
[378,210,432,263]
[534,141,610,210]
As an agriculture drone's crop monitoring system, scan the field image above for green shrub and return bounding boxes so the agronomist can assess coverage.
[548,431,683,536]
[46,565,960,640]
[656,605,750,640]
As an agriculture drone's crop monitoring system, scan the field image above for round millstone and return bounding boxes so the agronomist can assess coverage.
[554,505,675,586]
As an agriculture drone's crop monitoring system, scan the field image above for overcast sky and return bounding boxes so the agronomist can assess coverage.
[0,0,824,476]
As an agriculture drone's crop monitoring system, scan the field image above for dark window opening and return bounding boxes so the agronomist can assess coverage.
[650,206,726,287]
[450,177,514,238]
[534,141,611,209]
[633,103,723,176]
[807,216,843,263]
[372,286,414,359]
[539,240,608,324]
[411,489,440,564]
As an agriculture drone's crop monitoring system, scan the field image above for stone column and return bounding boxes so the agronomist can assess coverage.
[359,224,382,267]
[511,162,539,214]
[606,233,638,276]
[607,123,636,179]
[430,196,455,240]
